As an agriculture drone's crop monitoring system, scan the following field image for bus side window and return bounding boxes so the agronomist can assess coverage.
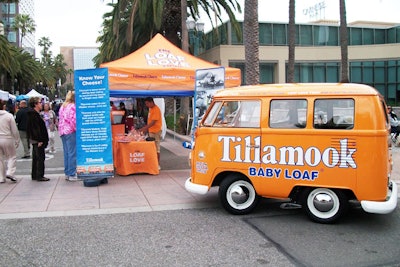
[269,99,307,129]
[314,99,354,129]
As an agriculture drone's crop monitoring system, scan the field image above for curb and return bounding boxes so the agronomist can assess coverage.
[166,129,191,143]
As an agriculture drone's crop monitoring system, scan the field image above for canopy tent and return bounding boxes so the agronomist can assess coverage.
[16,95,29,101]
[0,90,17,101]
[26,89,44,98]
[100,33,241,97]
[0,89,9,101]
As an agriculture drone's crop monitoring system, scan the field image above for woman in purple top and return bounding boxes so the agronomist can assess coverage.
[58,91,78,181]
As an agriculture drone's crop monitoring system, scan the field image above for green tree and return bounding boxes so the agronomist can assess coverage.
[36,36,68,98]
[339,0,349,82]
[0,35,17,92]
[287,0,296,83]
[12,14,36,47]
[38,36,53,66]
[244,0,259,85]
[96,0,242,64]
[0,35,14,74]
[96,0,242,134]
[14,48,41,94]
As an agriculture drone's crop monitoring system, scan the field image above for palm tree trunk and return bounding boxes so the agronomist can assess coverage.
[339,0,349,82]
[180,0,190,132]
[244,0,259,85]
[287,0,296,83]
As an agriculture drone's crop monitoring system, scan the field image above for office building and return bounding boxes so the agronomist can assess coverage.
[200,20,400,104]
[0,0,35,55]
[60,46,99,87]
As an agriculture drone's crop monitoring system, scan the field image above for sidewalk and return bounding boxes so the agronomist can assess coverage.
[0,130,220,219]
[0,131,399,220]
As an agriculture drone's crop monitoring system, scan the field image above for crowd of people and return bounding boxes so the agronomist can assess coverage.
[0,90,77,183]
[0,93,163,184]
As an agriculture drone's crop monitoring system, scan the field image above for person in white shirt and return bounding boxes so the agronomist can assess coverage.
[0,99,19,183]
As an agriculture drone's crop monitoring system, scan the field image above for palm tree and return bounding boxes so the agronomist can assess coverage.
[339,0,349,82]
[0,35,15,91]
[38,36,53,66]
[14,48,41,93]
[12,14,36,47]
[98,0,241,61]
[53,54,68,86]
[287,0,296,83]
[244,0,259,85]
[96,0,241,134]
[0,35,14,74]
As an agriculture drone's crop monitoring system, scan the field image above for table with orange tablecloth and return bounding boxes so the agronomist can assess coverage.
[113,140,159,175]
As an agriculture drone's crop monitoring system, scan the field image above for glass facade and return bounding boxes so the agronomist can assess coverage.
[205,22,400,48]
[206,21,400,104]
[73,48,99,70]
[1,0,35,53]
[229,62,276,84]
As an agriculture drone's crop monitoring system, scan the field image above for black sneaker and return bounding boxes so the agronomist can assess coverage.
[6,175,17,182]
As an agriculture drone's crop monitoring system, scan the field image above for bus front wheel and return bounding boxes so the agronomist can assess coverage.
[219,174,259,215]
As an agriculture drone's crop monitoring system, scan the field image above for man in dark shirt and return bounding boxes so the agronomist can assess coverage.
[27,97,49,182]
[15,100,30,158]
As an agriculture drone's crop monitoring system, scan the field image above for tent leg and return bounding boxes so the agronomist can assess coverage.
[173,98,176,141]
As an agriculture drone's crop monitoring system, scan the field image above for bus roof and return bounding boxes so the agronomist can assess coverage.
[214,83,380,98]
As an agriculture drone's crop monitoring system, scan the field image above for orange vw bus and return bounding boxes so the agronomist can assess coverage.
[185,83,398,223]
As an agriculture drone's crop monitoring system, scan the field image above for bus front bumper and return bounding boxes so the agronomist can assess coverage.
[185,177,209,195]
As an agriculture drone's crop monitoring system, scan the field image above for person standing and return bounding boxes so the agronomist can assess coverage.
[15,99,30,158]
[58,91,78,181]
[139,97,162,170]
[0,100,19,183]
[110,101,117,111]
[41,102,57,153]
[119,102,127,132]
[27,97,49,182]
[388,106,400,141]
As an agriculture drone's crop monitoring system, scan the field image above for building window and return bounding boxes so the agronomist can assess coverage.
[363,61,374,83]
[327,63,339,82]
[299,25,313,46]
[230,62,275,85]
[350,28,362,45]
[260,63,275,83]
[8,31,16,42]
[259,23,272,45]
[314,26,329,45]
[363,28,374,45]
[313,63,326,82]
[388,28,396,43]
[273,24,286,45]
[1,3,16,14]
[350,62,362,83]
[375,29,386,44]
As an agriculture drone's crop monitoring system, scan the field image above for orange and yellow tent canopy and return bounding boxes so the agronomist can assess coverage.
[100,33,241,97]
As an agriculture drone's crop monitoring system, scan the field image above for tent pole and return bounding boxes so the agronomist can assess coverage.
[173,98,176,141]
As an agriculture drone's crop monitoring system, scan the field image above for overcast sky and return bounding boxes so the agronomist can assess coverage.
[34,0,400,56]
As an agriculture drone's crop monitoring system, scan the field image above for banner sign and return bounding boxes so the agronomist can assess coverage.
[75,68,114,179]
[192,67,225,136]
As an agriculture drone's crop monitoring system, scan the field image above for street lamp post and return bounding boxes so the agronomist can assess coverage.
[186,20,204,56]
